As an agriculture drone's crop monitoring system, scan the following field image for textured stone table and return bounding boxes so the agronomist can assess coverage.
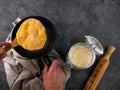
[0,0,120,90]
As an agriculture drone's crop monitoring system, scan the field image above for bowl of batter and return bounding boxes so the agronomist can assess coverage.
[66,36,104,69]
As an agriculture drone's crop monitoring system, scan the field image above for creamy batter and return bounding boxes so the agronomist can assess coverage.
[69,45,92,68]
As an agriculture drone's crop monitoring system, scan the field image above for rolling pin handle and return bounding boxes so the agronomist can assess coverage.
[103,45,116,60]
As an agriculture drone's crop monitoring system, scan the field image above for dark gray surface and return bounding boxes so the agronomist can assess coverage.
[0,0,120,90]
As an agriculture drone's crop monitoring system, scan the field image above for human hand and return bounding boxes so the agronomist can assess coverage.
[0,42,10,60]
[43,60,66,90]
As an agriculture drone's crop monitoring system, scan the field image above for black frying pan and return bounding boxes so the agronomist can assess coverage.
[11,16,56,63]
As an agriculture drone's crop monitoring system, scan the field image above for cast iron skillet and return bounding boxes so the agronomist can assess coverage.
[11,16,56,60]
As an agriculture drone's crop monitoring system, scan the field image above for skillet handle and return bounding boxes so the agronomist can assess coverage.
[12,18,22,27]
[43,55,52,67]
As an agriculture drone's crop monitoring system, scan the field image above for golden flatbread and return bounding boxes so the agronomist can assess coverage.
[16,18,47,50]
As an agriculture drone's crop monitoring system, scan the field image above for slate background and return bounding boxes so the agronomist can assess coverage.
[0,0,120,90]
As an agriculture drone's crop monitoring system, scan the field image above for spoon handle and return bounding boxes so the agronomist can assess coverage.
[0,44,12,53]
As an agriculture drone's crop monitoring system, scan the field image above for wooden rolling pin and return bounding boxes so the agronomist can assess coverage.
[84,45,116,90]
